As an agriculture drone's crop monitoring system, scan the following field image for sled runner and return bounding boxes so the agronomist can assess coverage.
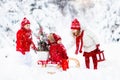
[68,58,80,68]
[47,71,56,74]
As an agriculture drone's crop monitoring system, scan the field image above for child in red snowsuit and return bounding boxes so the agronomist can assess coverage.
[48,33,69,71]
[16,17,37,55]
[70,18,102,69]
[16,17,37,66]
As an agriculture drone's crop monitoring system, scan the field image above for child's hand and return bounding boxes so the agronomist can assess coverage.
[31,43,38,51]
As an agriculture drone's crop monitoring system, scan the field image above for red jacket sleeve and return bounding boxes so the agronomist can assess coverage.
[16,30,23,49]
[16,29,33,53]
[57,44,68,59]
[49,44,60,62]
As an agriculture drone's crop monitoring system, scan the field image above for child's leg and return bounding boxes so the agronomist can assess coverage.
[92,54,98,69]
[85,56,90,69]
[24,52,33,66]
[61,59,69,71]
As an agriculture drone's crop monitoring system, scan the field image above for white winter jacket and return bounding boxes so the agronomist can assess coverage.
[82,29,99,52]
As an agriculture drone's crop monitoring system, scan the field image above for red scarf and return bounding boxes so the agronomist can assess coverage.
[75,30,84,54]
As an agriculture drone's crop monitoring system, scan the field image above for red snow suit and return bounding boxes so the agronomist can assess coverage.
[16,28,35,55]
[16,17,37,55]
[48,33,69,70]
[49,43,69,71]
[49,43,68,62]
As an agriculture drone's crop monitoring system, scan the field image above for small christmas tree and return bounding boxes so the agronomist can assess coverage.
[37,26,49,51]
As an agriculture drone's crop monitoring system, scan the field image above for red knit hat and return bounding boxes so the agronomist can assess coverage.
[71,18,81,30]
[52,33,61,42]
[21,17,30,28]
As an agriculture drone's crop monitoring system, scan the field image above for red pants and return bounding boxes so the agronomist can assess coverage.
[83,49,99,69]
[61,59,69,71]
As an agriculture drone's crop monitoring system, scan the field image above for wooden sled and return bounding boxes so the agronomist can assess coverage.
[37,59,60,68]
[37,57,80,68]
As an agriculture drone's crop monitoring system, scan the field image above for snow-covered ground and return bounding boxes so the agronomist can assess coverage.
[0,43,120,80]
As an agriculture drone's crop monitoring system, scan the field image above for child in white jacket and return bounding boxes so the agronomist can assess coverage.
[70,18,102,69]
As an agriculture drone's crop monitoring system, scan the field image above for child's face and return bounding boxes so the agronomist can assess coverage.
[48,34,55,43]
[71,29,80,37]
[24,24,30,30]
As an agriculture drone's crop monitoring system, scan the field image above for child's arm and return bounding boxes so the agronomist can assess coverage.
[16,30,25,54]
[31,42,38,51]
[58,44,68,59]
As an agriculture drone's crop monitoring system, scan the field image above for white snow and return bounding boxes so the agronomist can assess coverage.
[0,43,120,80]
